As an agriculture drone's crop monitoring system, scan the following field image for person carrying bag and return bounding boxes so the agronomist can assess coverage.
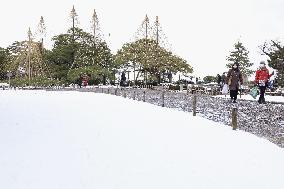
[222,84,229,95]
[254,61,274,104]
[226,62,243,103]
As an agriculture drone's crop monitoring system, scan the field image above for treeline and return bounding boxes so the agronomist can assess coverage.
[0,6,283,87]
[0,27,192,87]
[0,7,193,87]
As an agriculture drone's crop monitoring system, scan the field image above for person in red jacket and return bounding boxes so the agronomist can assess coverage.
[255,61,274,104]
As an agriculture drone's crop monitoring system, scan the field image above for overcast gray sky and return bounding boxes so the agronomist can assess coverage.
[1,0,283,77]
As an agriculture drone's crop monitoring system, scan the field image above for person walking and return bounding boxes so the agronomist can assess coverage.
[216,74,222,85]
[216,74,222,93]
[120,71,127,87]
[255,61,274,104]
[221,72,227,86]
[226,62,243,103]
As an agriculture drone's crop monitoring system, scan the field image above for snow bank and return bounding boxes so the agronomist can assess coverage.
[0,90,283,189]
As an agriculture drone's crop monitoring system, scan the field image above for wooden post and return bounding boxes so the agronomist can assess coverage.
[143,91,146,102]
[115,88,118,96]
[193,95,197,116]
[107,88,110,94]
[232,108,238,130]
[162,91,165,107]
[133,90,136,100]
[124,90,126,98]
[101,88,104,93]
[187,84,190,95]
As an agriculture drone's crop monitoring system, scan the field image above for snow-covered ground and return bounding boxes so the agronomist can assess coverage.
[0,90,284,189]
[215,94,284,103]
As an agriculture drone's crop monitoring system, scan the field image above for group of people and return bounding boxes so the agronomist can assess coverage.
[218,61,274,104]
[216,73,227,87]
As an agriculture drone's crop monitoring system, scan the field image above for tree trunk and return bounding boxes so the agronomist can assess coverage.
[135,66,142,83]
[103,75,106,85]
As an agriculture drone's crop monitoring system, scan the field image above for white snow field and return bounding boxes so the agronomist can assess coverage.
[0,90,284,189]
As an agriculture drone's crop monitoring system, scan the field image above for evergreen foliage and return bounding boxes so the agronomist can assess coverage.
[226,41,253,78]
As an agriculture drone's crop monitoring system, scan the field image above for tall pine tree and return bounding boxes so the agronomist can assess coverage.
[226,41,253,80]
[261,40,284,87]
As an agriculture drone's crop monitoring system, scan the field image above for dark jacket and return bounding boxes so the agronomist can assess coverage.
[221,74,226,84]
[216,74,222,84]
[226,68,243,90]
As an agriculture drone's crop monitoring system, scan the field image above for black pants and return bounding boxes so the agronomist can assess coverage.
[258,86,266,103]
[230,89,238,101]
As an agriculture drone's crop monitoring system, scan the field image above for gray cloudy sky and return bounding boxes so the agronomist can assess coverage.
[1,0,283,77]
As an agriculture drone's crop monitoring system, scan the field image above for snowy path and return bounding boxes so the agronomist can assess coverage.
[0,90,284,189]
[92,87,284,147]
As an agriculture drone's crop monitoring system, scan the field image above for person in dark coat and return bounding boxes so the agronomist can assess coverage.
[216,74,221,85]
[221,72,227,86]
[120,72,126,87]
[226,62,243,103]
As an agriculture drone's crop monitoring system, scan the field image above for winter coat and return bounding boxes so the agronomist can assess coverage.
[255,67,272,85]
[221,74,227,84]
[226,68,243,90]
[216,75,222,84]
[121,73,126,82]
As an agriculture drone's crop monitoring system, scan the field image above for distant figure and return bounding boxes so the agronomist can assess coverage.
[216,74,222,85]
[168,73,173,83]
[81,74,89,87]
[226,62,243,103]
[221,72,227,86]
[255,61,274,104]
[120,72,126,87]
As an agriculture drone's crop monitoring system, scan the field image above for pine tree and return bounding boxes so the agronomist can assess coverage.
[261,40,284,87]
[0,47,10,80]
[38,16,46,44]
[69,6,79,73]
[226,41,253,79]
